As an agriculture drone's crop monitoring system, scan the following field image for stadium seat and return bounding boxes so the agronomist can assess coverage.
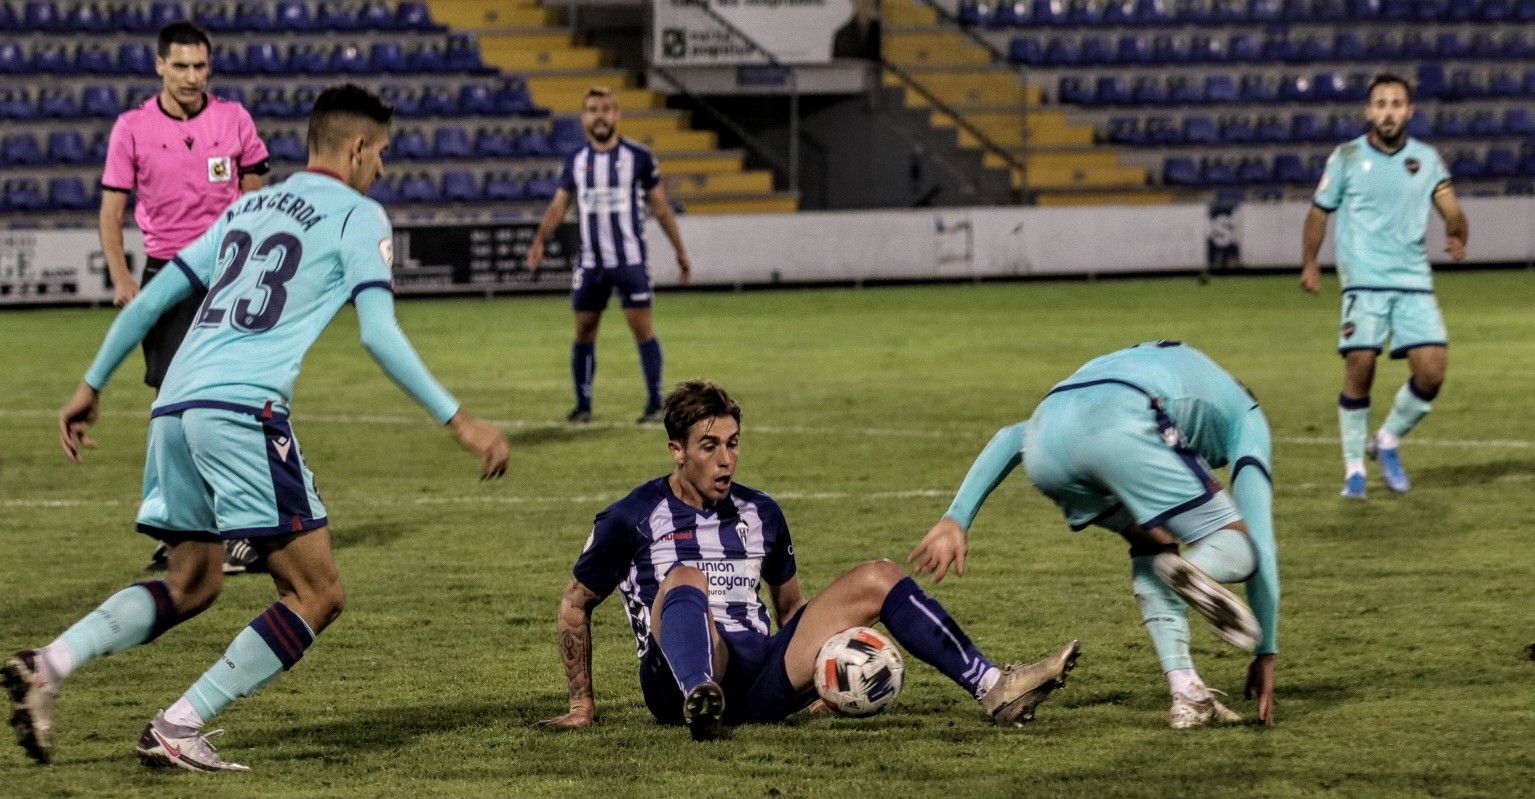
[526,171,560,200]
[1220,115,1256,143]
[548,117,585,154]
[1102,0,1133,24]
[328,43,369,73]
[391,128,432,159]
[1043,37,1079,66]
[233,0,274,31]
[1482,0,1512,18]
[459,84,497,115]
[1314,0,1349,19]
[1239,74,1277,102]
[1205,74,1238,103]
[0,41,23,74]
[1505,107,1535,136]
[1151,34,1187,63]
[1450,150,1485,179]
[318,0,362,30]
[0,87,36,119]
[82,85,121,117]
[89,130,108,160]
[1289,112,1324,142]
[1277,74,1312,102]
[266,130,305,162]
[1163,156,1199,185]
[1032,0,1067,24]
[1329,114,1361,139]
[2,132,42,165]
[1364,30,1401,59]
[1117,35,1151,64]
[1435,31,1467,58]
[1105,116,1144,144]
[1145,115,1179,144]
[958,2,987,26]
[420,87,458,116]
[1333,31,1365,60]
[287,44,324,74]
[245,42,285,74]
[519,126,557,157]
[1009,37,1043,64]
[1486,147,1519,177]
[1446,70,1487,101]
[1312,71,1345,101]
[1201,158,1237,185]
[252,86,295,117]
[33,43,71,74]
[1093,76,1129,105]
[1435,111,1468,138]
[194,0,235,32]
[1256,114,1289,142]
[0,1,18,30]
[433,126,473,159]
[380,85,422,117]
[1405,113,1433,138]
[1468,110,1500,137]
[47,176,91,209]
[359,0,394,29]
[441,170,477,202]
[1131,0,1173,23]
[474,128,517,158]
[1236,156,1272,184]
[407,44,447,73]
[371,41,407,73]
[273,0,311,30]
[150,1,187,29]
[1182,115,1219,144]
[38,87,78,118]
[483,171,527,202]
[1079,36,1111,66]
[1401,30,1434,59]
[1274,152,1309,183]
[1168,75,1203,103]
[396,1,443,31]
[1188,35,1223,62]
[108,2,149,31]
[46,130,88,163]
[495,79,537,114]
[1132,76,1169,104]
[367,176,399,204]
[23,0,63,31]
[76,44,113,74]
[1489,70,1520,97]
[1058,76,1091,104]
[213,85,246,105]
[1228,32,1260,61]
[1291,34,1330,62]
[1415,63,1447,100]
[399,172,437,203]
[6,178,45,210]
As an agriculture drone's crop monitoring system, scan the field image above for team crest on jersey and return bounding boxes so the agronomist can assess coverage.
[207,155,232,183]
[1341,321,1357,339]
[1405,158,1421,175]
[735,520,749,538]
[378,237,394,267]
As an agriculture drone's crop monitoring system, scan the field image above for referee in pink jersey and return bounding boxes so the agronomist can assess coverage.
[99,21,268,387]
[99,21,269,574]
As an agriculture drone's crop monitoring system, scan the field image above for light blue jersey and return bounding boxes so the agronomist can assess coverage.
[1313,135,1451,292]
[152,171,397,416]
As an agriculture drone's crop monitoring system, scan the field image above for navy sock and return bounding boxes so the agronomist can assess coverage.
[571,341,595,411]
[637,338,663,411]
[879,577,995,698]
[658,586,714,695]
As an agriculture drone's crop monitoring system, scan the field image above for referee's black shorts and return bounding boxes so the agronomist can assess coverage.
[139,256,207,390]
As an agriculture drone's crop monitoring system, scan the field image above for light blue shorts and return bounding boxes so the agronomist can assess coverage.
[1024,382,1239,544]
[136,402,328,542]
[1338,288,1447,359]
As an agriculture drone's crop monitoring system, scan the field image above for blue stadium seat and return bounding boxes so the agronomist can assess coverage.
[1211,0,1248,22]
[1031,0,1067,24]
[1405,113,1433,138]
[1514,0,1535,20]
[1330,114,1361,139]
[1332,31,1365,60]
[1188,35,1223,62]
[371,41,407,73]
[266,130,305,161]
[1236,156,1272,184]
[380,85,422,116]
[48,176,91,209]
[213,85,246,105]
[233,0,274,31]
[1468,31,1500,58]
[328,43,369,73]
[1182,114,1219,144]
[1434,110,1468,138]
[0,87,36,119]
[318,1,362,30]
[407,44,447,73]
[1132,0,1173,23]
[1277,74,1312,101]
[68,2,109,31]
[1364,31,1401,59]
[291,85,318,115]
[1168,75,1203,103]
[1258,33,1292,61]
[245,42,285,74]
[23,0,63,31]
[495,80,538,114]
[1239,74,1277,102]
[1486,146,1519,177]
[275,0,312,30]
[1102,0,1133,24]
[1292,34,1330,61]
[399,172,437,203]
[108,2,148,31]
[433,126,473,159]
[1228,32,1260,61]
[1163,156,1199,185]
[1105,116,1144,144]
[1505,107,1535,136]
[38,87,78,117]
[1415,0,1448,20]
[149,0,186,28]
[1312,71,1345,101]
[1058,76,1091,104]
[458,84,496,115]
[1042,37,1078,66]
[1176,0,1213,24]
[1446,70,1487,101]
[1255,114,1289,142]
[46,130,87,163]
[1145,115,1179,144]
[1401,30,1434,58]
[2,132,42,165]
[1079,36,1111,65]
[1450,150,1485,179]
[957,2,986,26]
[484,171,527,202]
[474,128,517,157]
[1220,115,1256,143]
[1201,158,1237,185]
[360,0,395,29]
[212,45,242,74]
[420,87,458,116]
[0,41,23,74]
[252,86,295,117]
[1482,0,1512,19]
[0,1,18,30]
[1349,0,1382,14]
[390,128,431,159]
[33,43,71,74]
[195,0,235,32]
[441,170,477,202]
[548,117,585,154]
[366,176,399,204]
[89,130,108,159]
[1204,74,1238,103]
[1151,34,1187,63]
[1094,75,1129,105]
[1314,0,1349,19]
[288,44,325,74]
[1280,0,1310,21]
[1274,152,1310,184]
[396,1,443,31]
[1132,76,1168,104]
[1009,37,1043,64]
[526,171,560,200]
[1415,63,1447,99]
[1436,31,1467,58]
[1289,112,1325,141]
[1468,110,1500,136]
[1249,0,1282,21]
[1117,35,1151,64]
[82,85,121,117]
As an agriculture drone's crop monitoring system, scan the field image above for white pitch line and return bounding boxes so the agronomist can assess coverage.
[1,409,1529,447]
[1,488,951,510]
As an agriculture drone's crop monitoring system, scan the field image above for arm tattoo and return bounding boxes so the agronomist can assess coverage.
[560,627,593,702]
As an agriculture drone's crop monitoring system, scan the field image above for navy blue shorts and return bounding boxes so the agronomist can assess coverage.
[639,606,816,725]
[570,264,653,312]
[140,257,206,389]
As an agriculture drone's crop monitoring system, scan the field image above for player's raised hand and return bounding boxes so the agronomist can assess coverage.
[1245,653,1276,726]
[57,381,101,463]
[1299,261,1322,294]
[1445,234,1467,261]
[448,410,510,480]
[534,707,595,730]
[908,516,969,583]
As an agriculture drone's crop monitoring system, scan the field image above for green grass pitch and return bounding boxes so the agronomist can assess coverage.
[1,271,1532,798]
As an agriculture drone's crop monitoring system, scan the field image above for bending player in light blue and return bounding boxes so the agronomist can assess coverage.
[910,342,1281,728]
[4,85,510,772]
[1301,72,1469,499]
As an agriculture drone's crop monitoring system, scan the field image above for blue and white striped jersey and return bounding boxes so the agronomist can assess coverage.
[573,476,797,660]
[558,138,661,269]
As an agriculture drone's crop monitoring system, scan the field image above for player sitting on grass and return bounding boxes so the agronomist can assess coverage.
[911,342,1281,728]
[4,84,509,773]
[538,379,1080,740]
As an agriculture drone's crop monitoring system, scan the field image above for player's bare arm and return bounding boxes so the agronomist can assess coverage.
[57,382,101,463]
[1246,653,1277,725]
[447,410,510,480]
[1432,183,1468,261]
[646,185,691,284]
[98,190,137,306]
[909,516,969,583]
[537,578,604,729]
[1300,205,1331,294]
[239,173,265,193]
[768,575,807,626]
[527,189,572,274]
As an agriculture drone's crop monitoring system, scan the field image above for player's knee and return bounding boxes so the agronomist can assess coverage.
[313,583,346,629]
[850,559,906,597]
[661,565,707,592]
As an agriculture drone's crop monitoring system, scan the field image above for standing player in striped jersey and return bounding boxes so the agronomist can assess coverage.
[1300,73,1469,499]
[4,85,509,772]
[526,87,693,425]
[538,380,1080,740]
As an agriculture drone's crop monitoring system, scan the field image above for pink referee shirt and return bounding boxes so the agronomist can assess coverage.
[102,94,269,259]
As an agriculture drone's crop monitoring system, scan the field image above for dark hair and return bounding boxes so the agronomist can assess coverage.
[157,21,211,58]
[306,84,394,152]
[663,380,741,444]
[1367,72,1413,103]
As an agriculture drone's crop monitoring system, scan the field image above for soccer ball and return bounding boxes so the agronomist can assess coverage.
[813,627,905,717]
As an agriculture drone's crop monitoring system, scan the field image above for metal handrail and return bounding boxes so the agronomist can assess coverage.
[648,63,793,177]
[879,58,1028,188]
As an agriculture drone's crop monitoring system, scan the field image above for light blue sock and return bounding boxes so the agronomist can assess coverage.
[1186,528,1257,583]
[56,581,179,668]
[1338,393,1370,466]
[183,603,315,723]
[1383,379,1435,439]
[1131,556,1192,673]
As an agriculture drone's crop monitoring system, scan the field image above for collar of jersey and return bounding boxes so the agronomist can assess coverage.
[155,92,208,122]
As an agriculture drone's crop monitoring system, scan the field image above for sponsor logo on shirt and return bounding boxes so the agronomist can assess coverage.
[208,155,232,183]
[578,186,633,215]
[659,529,695,542]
